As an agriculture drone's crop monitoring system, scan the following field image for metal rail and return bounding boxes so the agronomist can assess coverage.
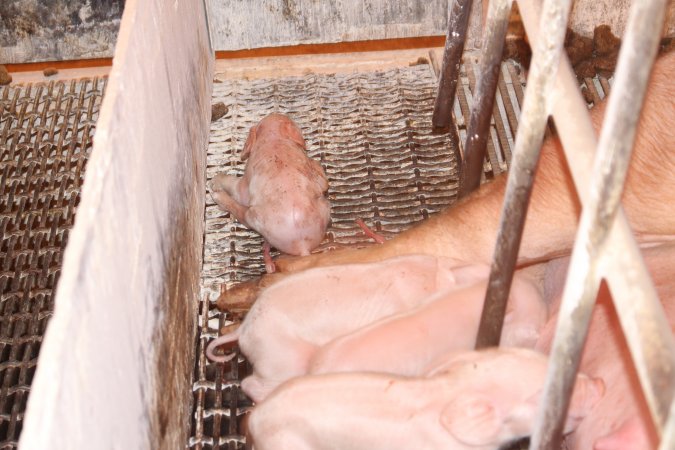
[457,0,512,198]
[513,5,675,441]
[432,0,474,132]
[474,0,572,349]
[529,1,673,446]
[451,0,675,445]
[660,398,675,450]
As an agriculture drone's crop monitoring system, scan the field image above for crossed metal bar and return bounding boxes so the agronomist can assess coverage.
[434,0,675,446]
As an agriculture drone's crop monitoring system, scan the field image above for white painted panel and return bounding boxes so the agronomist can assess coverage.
[18,0,213,448]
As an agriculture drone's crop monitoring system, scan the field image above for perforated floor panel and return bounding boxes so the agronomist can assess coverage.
[0,78,106,449]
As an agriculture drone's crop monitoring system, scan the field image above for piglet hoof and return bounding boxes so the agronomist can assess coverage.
[263,242,276,274]
[216,273,286,312]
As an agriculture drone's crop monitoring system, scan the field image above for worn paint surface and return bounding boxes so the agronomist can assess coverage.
[17,0,213,448]
[0,0,123,63]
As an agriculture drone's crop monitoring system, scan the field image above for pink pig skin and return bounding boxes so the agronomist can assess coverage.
[210,113,330,256]
[206,255,485,402]
[309,273,548,377]
[247,348,604,450]
[536,243,675,450]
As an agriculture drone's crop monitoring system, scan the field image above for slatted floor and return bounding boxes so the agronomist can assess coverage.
[0,78,106,449]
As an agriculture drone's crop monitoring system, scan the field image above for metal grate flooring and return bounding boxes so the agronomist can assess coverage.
[0,78,106,449]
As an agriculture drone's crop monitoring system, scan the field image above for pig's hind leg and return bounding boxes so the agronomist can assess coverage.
[210,174,251,226]
[263,242,276,273]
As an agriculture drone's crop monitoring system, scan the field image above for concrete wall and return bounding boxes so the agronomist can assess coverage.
[0,0,123,63]
[18,0,213,448]
[2,0,674,63]
[208,0,468,49]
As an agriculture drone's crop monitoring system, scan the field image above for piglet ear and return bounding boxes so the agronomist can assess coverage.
[284,121,306,150]
[242,125,257,161]
[440,393,502,446]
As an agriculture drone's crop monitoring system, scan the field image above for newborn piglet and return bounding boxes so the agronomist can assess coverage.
[247,348,604,450]
[308,272,547,377]
[210,113,331,267]
[206,254,484,402]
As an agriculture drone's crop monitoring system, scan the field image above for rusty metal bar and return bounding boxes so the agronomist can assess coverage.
[529,1,671,448]
[432,0,474,132]
[474,0,572,349]
[458,0,513,198]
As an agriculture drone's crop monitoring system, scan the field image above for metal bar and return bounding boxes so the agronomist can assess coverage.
[458,0,512,198]
[432,0,474,132]
[529,1,671,448]
[604,226,675,435]
[465,65,502,177]
[489,82,512,171]
[497,70,516,163]
[474,0,572,349]
[512,0,675,446]
[659,398,675,450]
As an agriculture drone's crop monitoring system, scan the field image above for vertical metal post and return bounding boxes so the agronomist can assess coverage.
[457,0,513,198]
[529,1,670,448]
[432,0,474,132]
[659,398,675,450]
[474,0,572,349]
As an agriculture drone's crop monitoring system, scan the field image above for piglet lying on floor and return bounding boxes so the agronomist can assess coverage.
[207,254,548,402]
[246,348,604,450]
[308,272,547,377]
[210,113,330,269]
[207,254,473,401]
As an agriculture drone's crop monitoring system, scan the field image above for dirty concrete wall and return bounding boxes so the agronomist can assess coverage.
[570,0,675,39]
[209,0,675,51]
[209,0,458,50]
[0,0,123,63]
[2,0,674,63]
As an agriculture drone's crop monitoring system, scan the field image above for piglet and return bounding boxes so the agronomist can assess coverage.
[210,113,331,257]
[308,273,547,377]
[206,254,485,402]
[247,348,604,450]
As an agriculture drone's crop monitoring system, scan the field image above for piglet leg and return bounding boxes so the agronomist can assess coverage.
[263,241,276,274]
[210,173,251,225]
[355,218,386,244]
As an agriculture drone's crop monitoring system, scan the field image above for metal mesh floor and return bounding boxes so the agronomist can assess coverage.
[0,78,105,449]
[191,58,613,449]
